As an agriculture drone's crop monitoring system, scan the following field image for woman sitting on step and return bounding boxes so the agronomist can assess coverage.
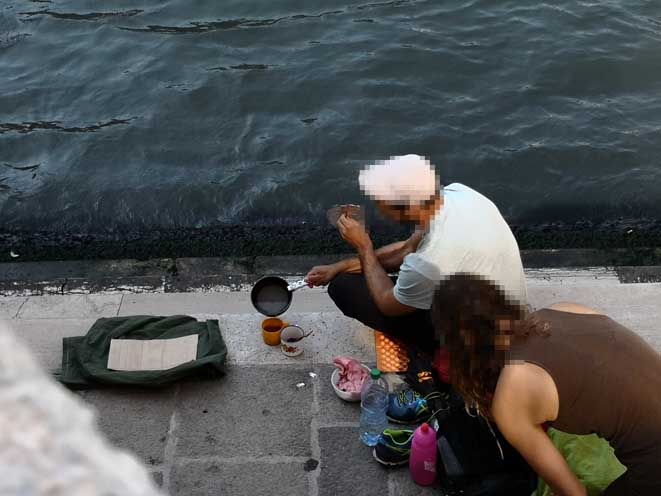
[431,273,661,496]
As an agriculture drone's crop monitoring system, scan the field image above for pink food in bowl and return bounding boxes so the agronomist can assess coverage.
[333,356,369,393]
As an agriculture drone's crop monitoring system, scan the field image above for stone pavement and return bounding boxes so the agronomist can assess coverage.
[1,267,660,495]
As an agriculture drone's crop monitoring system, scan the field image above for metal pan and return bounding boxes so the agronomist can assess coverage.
[250,276,308,317]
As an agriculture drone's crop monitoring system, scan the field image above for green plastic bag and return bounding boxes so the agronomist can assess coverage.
[536,428,627,496]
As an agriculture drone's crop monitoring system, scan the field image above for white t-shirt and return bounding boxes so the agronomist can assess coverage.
[393,183,527,309]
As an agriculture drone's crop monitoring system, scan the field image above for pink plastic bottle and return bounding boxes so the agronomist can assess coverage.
[409,422,437,486]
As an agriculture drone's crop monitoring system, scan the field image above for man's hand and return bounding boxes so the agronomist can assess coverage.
[337,214,372,252]
[305,264,340,287]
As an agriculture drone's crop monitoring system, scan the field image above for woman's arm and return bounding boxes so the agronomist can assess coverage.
[493,365,586,496]
[502,421,585,496]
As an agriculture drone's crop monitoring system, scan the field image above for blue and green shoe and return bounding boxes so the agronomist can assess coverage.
[387,388,442,424]
[372,428,415,466]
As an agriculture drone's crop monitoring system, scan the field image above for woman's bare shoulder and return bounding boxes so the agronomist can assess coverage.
[546,302,603,315]
[493,362,559,425]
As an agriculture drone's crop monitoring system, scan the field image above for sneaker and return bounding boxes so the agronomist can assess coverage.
[372,428,414,466]
[387,388,440,424]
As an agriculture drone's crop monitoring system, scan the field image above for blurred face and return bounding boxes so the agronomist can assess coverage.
[375,201,420,226]
[458,323,512,351]
[495,317,515,350]
[374,193,441,229]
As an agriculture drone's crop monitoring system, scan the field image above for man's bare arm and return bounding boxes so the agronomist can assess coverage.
[332,215,419,317]
[336,240,405,274]
[337,230,424,274]
[357,242,418,317]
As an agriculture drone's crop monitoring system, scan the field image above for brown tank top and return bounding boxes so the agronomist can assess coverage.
[509,308,661,465]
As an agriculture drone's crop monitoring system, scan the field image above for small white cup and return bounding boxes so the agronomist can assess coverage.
[280,325,305,357]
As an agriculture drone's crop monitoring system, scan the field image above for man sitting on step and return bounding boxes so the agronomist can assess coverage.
[305,154,527,354]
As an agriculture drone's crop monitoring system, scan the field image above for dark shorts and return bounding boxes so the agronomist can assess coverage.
[327,273,437,353]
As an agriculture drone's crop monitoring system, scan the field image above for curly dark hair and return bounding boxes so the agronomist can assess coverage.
[431,273,548,417]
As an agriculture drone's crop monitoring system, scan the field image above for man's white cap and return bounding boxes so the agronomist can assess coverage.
[359,154,438,205]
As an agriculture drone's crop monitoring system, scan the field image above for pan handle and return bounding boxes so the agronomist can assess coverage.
[287,279,308,292]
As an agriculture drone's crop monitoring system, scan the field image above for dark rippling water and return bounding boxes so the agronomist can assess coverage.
[1,0,661,233]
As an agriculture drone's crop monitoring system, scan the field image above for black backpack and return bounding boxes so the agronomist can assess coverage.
[433,391,537,495]
[405,350,537,496]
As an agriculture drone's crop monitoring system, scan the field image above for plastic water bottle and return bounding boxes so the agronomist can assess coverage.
[359,368,389,446]
[409,422,437,486]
